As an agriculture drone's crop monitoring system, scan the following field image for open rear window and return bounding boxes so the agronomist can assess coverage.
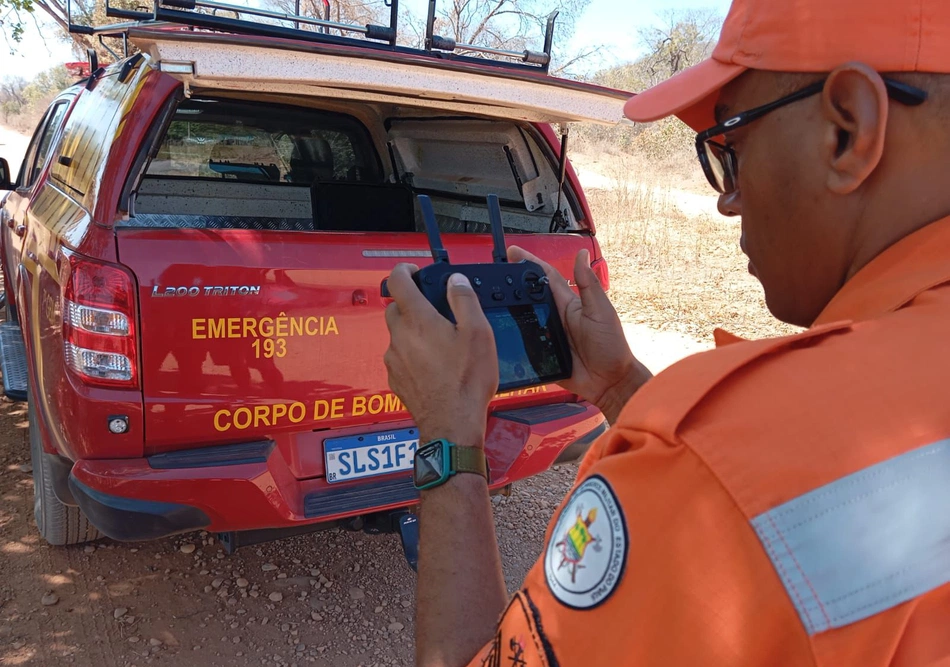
[129,97,581,234]
[146,98,381,184]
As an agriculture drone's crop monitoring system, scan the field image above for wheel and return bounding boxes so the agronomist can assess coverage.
[29,396,102,545]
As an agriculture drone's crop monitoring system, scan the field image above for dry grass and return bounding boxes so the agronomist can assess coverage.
[579,148,800,342]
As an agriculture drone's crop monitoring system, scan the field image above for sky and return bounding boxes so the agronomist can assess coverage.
[0,0,732,82]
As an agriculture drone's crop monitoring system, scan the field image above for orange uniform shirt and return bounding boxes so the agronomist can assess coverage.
[470,216,950,667]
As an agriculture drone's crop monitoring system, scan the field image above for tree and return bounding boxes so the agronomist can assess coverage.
[595,9,720,93]
[403,0,593,76]
[0,65,73,128]
[265,0,385,32]
[2,0,140,61]
[637,8,719,87]
[574,9,723,152]
[1,76,28,107]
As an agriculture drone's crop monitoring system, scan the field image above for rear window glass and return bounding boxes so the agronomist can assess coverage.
[146,98,381,184]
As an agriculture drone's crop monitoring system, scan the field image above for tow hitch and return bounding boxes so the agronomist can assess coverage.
[217,509,421,571]
[358,510,419,572]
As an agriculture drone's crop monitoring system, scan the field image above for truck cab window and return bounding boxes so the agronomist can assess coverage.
[24,101,69,189]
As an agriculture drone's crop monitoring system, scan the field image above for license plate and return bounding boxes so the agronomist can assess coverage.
[324,427,419,484]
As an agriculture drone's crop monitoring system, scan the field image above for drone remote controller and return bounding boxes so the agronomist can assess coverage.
[381,194,573,392]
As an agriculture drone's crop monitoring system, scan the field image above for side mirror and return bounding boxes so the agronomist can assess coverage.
[0,159,13,191]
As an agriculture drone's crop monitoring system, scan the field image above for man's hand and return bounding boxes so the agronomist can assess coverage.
[383,263,499,446]
[507,246,652,424]
[384,263,508,667]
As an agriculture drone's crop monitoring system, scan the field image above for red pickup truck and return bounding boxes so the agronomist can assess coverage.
[0,7,628,557]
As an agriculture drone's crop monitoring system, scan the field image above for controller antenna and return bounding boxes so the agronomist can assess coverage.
[418,195,450,264]
[487,194,508,263]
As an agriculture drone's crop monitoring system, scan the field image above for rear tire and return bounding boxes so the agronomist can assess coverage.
[29,396,102,545]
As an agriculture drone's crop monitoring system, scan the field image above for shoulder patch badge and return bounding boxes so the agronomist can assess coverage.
[544,475,627,609]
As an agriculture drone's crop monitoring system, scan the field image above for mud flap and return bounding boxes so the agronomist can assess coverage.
[398,513,420,572]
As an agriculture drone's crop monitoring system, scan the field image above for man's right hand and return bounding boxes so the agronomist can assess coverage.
[507,246,653,424]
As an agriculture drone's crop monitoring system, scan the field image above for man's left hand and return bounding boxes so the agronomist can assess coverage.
[383,264,499,447]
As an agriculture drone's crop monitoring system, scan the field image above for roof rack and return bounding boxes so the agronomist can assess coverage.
[66,0,559,74]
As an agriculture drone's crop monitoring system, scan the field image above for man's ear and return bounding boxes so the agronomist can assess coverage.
[819,63,889,194]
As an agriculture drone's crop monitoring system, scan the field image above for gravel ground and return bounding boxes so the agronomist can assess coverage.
[0,390,578,667]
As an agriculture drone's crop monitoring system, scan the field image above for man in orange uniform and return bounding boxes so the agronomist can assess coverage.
[382,0,950,664]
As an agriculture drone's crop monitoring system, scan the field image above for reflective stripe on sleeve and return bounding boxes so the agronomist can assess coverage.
[751,438,950,635]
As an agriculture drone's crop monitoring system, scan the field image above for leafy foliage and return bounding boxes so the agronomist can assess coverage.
[2,0,140,61]
[0,64,74,129]
[574,9,722,155]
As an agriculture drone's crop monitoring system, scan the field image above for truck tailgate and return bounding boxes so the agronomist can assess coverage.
[117,228,590,452]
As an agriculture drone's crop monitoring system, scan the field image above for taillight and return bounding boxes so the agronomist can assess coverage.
[62,250,139,387]
[591,257,610,293]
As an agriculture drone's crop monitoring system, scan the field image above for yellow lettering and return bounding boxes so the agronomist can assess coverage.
[276,313,288,339]
[305,316,318,336]
[288,402,305,423]
[272,403,287,423]
[243,318,257,339]
[209,318,226,339]
[213,409,231,432]
[192,319,206,339]
[325,316,338,335]
[254,405,270,428]
[290,317,304,337]
[227,318,240,339]
[233,407,252,430]
[330,397,344,419]
[314,400,330,421]
[368,394,383,415]
[276,338,287,358]
[352,395,367,417]
[384,393,402,413]
[259,317,274,338]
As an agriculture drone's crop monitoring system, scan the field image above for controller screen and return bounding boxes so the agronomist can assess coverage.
[485,304,564,386]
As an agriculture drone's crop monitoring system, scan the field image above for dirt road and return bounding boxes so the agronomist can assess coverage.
[0,127,30,176]
[0,393,577,667]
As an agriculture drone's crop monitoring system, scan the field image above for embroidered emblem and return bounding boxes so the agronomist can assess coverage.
[544,475,627,609]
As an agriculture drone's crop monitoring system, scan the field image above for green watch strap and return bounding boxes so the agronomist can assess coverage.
[450,445,488,481]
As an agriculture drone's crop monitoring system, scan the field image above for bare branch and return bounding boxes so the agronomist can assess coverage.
[550,44,598,75]
[466,0,506,44]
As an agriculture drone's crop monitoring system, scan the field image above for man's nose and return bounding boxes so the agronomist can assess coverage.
[718,190,741,217]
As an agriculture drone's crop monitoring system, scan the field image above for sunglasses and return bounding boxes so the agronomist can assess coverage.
[695,77,929,195]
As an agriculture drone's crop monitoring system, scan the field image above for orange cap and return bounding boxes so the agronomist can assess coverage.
[624,0,950,131]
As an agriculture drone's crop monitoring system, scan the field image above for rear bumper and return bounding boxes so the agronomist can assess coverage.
[69,401,606,541]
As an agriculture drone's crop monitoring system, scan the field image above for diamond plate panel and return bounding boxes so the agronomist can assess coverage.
[0,322,28,401]
[125,214,313,231]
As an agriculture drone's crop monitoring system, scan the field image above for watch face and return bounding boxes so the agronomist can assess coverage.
[414,441,445,488]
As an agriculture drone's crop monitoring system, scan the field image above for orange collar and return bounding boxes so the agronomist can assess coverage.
[813,215,950,326]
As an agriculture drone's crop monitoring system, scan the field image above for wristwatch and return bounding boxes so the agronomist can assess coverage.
[413,438,489,490]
